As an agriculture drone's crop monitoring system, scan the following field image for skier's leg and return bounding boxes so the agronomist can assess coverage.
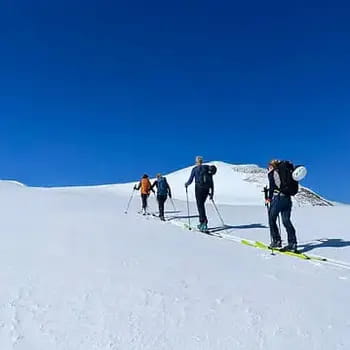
[195,186,204,223]
[195,186,209,228]
[158,195,166,219]
[142,194,148,211]
[157,195,161,215]
[281,197,297,245]
[162,195,167,218]
[202,188,209,225]
[269,197,282,244]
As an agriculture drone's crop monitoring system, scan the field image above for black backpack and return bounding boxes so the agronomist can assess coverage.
[199,165,217,188]
[276,161,299,196]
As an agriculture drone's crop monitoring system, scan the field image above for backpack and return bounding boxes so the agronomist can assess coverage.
[141,178,151,194]
[276,161,299,196]
[199,165,217,188]
[157,177,168,196]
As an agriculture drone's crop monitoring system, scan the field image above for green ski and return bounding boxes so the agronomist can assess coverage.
[254,241,327,261]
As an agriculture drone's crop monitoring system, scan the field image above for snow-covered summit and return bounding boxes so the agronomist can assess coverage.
[122,161,332,207]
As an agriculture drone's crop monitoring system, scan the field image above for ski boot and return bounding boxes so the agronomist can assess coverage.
[197,223,208,233]
[201,223,208,232]
[268,240,282,249]
[280,243,298,253]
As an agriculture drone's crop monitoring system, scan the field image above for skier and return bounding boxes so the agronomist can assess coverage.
[134,174,154,215]
[151,174,172,221]
[266,159,298,252]
[185,156,215,232]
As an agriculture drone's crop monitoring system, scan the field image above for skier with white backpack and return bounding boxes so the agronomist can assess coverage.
[266,160,307,253]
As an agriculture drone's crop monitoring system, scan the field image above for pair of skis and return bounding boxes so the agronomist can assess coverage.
[136,211,350,271]
[178,221,350,270]
[241,239,326,262]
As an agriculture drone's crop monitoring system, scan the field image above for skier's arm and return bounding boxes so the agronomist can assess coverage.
[134,181,141,190]
[185,168,195,187]
[268,171,275,200]
[151,180,158,191]
[274,171,281,189]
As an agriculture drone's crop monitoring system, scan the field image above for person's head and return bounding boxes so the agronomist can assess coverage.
[156,173,162,179]
[195,156,204,165]
[268,159,279,171]
[142,174,149,179]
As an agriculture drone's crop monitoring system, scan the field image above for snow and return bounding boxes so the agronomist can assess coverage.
[0,162,349,349]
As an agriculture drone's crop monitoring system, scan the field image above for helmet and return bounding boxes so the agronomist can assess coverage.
[292,166,307,181]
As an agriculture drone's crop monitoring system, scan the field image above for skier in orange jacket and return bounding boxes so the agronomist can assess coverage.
[134,174,154,215]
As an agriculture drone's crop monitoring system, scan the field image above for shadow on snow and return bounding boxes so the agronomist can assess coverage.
[167,215,200,221]
[208,223,268,233]
[300,238,350,253]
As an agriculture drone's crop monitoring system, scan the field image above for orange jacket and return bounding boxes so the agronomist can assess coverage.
[136,178,152,195]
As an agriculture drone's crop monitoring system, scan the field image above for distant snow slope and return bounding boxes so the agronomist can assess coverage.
[0,179,349,350]
[112,161,333,206]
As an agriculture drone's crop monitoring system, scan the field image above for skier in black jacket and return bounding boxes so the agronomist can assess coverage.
[267,160,297,252]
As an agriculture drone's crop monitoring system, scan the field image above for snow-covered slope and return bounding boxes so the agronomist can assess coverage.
[0,179,349,349]
[113,161,332,206]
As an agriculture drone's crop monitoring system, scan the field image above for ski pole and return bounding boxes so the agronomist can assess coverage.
[170,197,177,212]
[124,189,136,214]
[265,202,275,255]
[210,198,225,227]
[263,187,273,242]
[263,186,275,255]
[185,187,191,228]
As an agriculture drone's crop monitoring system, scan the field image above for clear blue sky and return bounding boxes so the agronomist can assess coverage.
[0,1,349,202]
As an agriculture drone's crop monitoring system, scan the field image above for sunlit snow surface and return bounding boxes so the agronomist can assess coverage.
[0,163,348,349]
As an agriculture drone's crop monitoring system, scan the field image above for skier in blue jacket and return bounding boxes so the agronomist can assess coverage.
[185,156,214,232]
[151,174,172,221]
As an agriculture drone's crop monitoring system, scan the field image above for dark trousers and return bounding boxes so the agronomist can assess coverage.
[195,185,209,224]
[269,195,297,244]
[141,194,149,210]
[157,195,167,218]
